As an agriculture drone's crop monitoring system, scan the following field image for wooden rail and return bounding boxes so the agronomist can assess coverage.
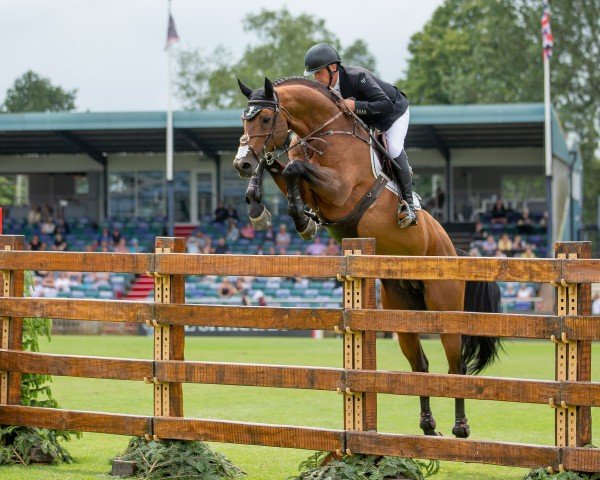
[0,235,597,474]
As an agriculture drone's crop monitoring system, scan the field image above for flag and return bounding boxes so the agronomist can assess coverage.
[165,12,180,50]
[541,0,553,58]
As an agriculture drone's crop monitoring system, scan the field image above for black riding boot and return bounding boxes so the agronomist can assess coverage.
[391,150,418,228]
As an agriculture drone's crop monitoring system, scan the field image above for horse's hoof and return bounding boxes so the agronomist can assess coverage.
[298,217,318,241]
[419,413,437,436]
[249,207,272,231]
[452,419,470,438]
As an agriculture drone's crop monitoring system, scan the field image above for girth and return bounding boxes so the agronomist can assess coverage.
[321,175,388,243]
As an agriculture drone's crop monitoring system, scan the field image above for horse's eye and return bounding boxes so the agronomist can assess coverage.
[262,116,271,124]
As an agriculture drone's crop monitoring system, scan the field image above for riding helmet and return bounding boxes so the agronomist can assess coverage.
[303,43,342,76]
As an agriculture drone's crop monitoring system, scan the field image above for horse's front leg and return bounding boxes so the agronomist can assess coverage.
[245,164,272,230]
[281,161,328,241]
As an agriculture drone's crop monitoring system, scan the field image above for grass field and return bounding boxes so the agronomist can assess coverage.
[1,334,599,480]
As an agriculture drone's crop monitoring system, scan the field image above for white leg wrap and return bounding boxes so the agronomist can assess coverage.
[249,207,272,231]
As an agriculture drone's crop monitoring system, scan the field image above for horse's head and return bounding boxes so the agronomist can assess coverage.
[233,77,289,178]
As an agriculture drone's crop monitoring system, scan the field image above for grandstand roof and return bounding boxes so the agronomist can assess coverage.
[0,103,573,163]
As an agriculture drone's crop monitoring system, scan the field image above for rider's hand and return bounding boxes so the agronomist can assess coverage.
[344,99,356,111]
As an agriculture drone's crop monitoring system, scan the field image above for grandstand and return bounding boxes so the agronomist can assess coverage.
[0,103,582,334]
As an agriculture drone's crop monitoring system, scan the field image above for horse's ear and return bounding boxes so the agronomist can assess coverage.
[264,77,275,100]
[237,78,253,99]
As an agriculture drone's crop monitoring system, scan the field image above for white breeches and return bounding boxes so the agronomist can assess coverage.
[384,107,410,158]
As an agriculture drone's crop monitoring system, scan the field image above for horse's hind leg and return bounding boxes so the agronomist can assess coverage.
[381,279,439,436]
[440,333,470,438]
[397,332,438,436]
[424,280,471,438]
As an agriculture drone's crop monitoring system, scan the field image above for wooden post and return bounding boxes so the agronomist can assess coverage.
[341,238,377,435]
[0,235,25,406]
[151,237,186,421]
[554,242,592,447]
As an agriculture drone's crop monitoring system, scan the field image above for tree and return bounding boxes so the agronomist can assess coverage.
[175,7,376,110]
[401,0,599,224]
[2,70,77,113]
[400,0,541,104]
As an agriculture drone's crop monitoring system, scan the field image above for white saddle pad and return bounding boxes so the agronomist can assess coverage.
[369,139,421,210]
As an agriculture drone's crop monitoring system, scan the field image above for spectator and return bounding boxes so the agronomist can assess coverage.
[512,234,527,253]
[324,239,340,256]
[94,272,111,288]
[517,208,534,235]
[490,198,508,225]
[41,272,57,297]
[214,237,230,254]
[494,249,507,258]
[267,246,277,256]
[40,217,56,235]
[305,237,327,255]
[539,210,549,227]
[201,237,214,254]
[240,222,255,240]
[516,283,534,302]
[55,272,71,293]
[255,245,264,255]
[187,231,204,254]
[252,290,267,306]
[592,293,600,315]
[27,206,42,226]
[30,276,44,297]
[226,205,239,221]
[497,233,513,254]
[515,283,533,310]
[471,221,488,243]
[520,246,537,258]
[240,289,252,306]
[130,238,140,253]
[113,238,129,253]
[218,278,236,298]
[468,246,482,257]
[29,234,45,251]
[481,235,498,255]
[263,225,275,242]
[234,277,248,293]
[98,227,111,244]
[504,283,517,297]
[225,220,240,243]
[213,203,229,223]
[55,216,70,235]
[52,233,68,251]
[111,228,122,245]
[275,224,291,249]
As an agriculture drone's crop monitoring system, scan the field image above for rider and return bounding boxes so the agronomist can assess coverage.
[303,43,417,228]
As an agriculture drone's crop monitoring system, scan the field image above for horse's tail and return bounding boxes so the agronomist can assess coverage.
[456,249,503,375]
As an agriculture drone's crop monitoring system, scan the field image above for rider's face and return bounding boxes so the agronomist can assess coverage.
[313,64,338,87]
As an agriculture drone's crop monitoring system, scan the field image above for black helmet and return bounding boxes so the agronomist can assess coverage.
[303,43,341,76]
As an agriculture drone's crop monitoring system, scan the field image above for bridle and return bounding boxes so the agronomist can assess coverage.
[238,96,290,165]
[238,91,363,171]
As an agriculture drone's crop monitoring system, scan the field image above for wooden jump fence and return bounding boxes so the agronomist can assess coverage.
[0,235,599,474]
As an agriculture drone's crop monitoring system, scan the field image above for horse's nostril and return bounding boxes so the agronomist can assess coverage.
[242,162,252,170]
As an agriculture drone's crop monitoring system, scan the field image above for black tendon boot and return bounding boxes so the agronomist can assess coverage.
[391,150,418,228]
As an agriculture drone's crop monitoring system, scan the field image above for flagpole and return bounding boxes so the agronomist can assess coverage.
[166,2,175,237]
[544,54,553,250]
[542,2,553,251]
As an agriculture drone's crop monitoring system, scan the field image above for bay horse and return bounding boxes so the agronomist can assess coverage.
[233,76,501,438]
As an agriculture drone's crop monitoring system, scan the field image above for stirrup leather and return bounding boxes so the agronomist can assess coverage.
[397,200,418,228]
